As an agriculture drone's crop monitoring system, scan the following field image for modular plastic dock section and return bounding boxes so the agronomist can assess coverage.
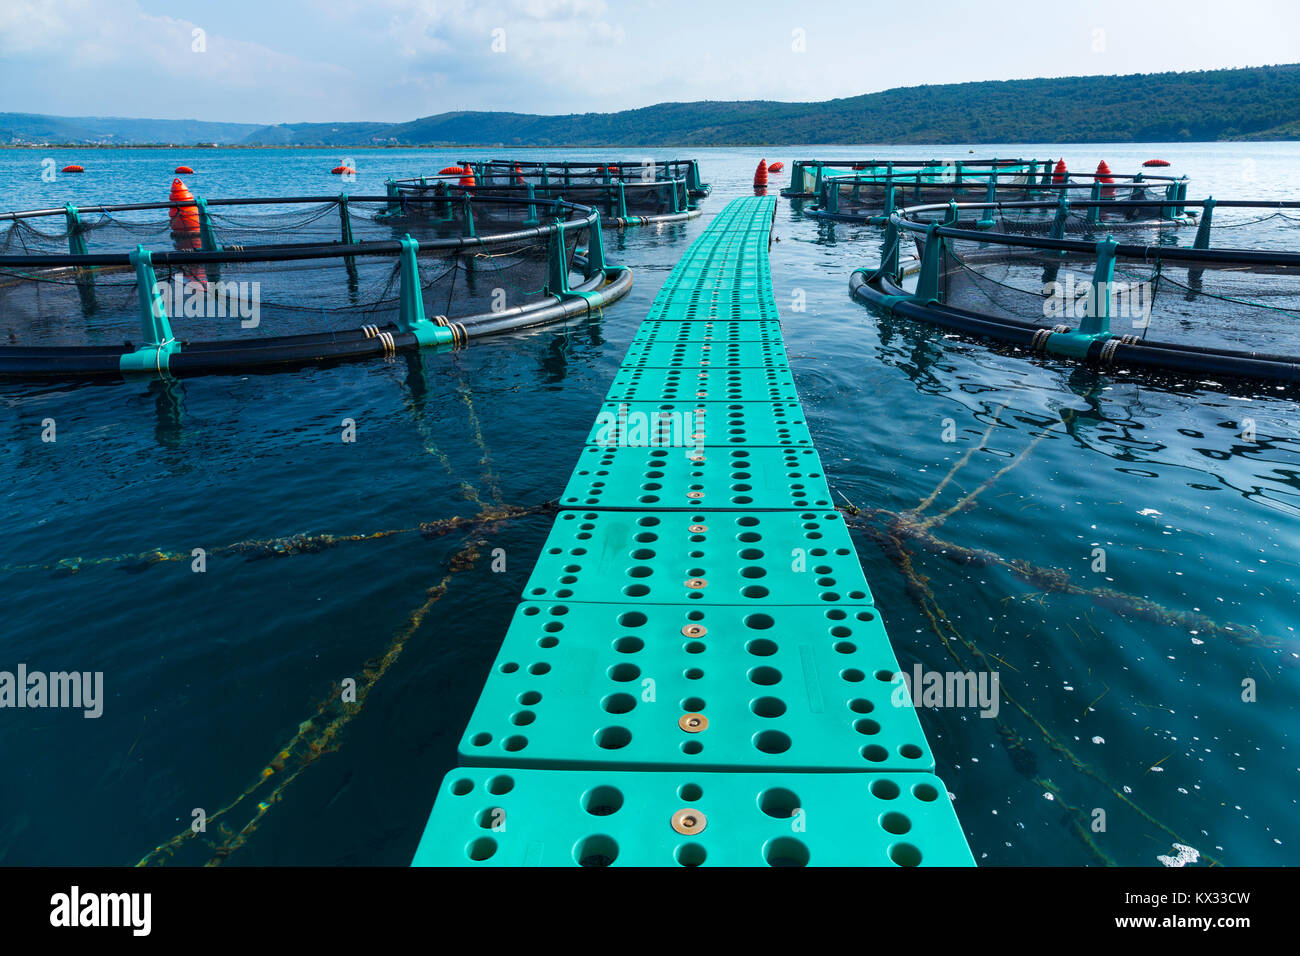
[412,197,974,866]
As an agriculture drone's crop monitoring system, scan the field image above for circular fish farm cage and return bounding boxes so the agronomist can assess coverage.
[850,197,1300,385]
[385,158,710,228]
[481,159,711,198]
[781,158,1047,199]
[0,190,631,379]
[810,170,1194,232]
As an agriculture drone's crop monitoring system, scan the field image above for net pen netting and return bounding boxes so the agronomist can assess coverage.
[922,209,1300,356]
[0,196,593,349]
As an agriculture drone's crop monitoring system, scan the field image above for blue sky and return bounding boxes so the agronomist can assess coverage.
[2,0,1298,123]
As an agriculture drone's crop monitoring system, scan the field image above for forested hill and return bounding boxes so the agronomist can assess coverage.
[5,64,1299,147]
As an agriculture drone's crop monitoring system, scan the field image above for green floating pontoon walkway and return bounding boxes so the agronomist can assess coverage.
[412,197,974,866]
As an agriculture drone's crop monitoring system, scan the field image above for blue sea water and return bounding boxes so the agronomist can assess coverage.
[0,144,1296,866]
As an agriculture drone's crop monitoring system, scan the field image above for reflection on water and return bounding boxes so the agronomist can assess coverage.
[1,144,1297,866]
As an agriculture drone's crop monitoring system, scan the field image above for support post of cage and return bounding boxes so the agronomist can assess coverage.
[120,245,180,374]
[384,178,401,217]
[944,201,960,226]
[338,194,355,245]
[1177,179,1189,217]
[524,183,539,226]
[1193,197,1215,249]
[339,193,359,289]
[688,161,704,195]
[670,179,681,214]
[63,203,88,257]
[977,180,997,229]
[194,195,223,283]
[395,234,455,348]
[883,183,896,221]
[1051,194,1070,241]
[617,181,628,221]
[584,214,608,281]
[64,203,98,315]
[461,194,476,238]
[1087,182,1102,224]
[545,220,571,297]
[193,196,221,254]
[1161,184,1176,220]
[1079,236,1118,338]
[913,223,944,304]
[880,217,901,281]
[1188,197,1215,289]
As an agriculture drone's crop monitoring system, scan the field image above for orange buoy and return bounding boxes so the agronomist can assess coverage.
[438,165,476,187]
[168,178,200,236]
[768,161,784,173]
[513,164,525,185]
[1094,160,1116,198]
[1051,159,1068,185]
[330,165,356,175]
[174,165,194,175]
[1143,159,1171,167]
[753,159,768,189]
[61,164,84,174]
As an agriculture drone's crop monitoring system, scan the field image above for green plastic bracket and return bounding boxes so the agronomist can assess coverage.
[976,180,998,229]
[524,183,539,226]
[1078,235,1117,337]
[1046,236,1121,358]
[1162,183,1177,220]
[384,178,400,217]
[337,194,354,245]
[63,204,88,257]
[192,196,221,253]
[913,223,944,304]
[1050,194,1070,240]
[583,214,608,280]
[395,234,455,347]
[461,195,476,238]
[1087,182,1102,224]
[119,245,180,374]
[880,218,901,280]
[545,220,571,297]
[1193,197,1215,249]
[617,181,629,220]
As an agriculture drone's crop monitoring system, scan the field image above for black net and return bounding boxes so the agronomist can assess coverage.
[393,178,690,221]
[924,209,1300,356]
[0,196,593,349]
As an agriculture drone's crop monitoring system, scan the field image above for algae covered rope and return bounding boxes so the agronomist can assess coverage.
[134,502,547,867]
[864,513,1223,866]
[843,506,1286,652]
[3,505,552,576]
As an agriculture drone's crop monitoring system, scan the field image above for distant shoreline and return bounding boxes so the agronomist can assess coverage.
[2,139,1294,150]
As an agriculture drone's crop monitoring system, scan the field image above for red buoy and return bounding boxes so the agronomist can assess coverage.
[168,178,200,236]
[174,165,194,175]
[61,164,84,174]
[438,165,476,187]
[753,159,768,189]
[1094,160,1116,198]
[1051,159,1068,185]
[768,161,784,173]
[1143,159,1171,168]
[331,165,356,175]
